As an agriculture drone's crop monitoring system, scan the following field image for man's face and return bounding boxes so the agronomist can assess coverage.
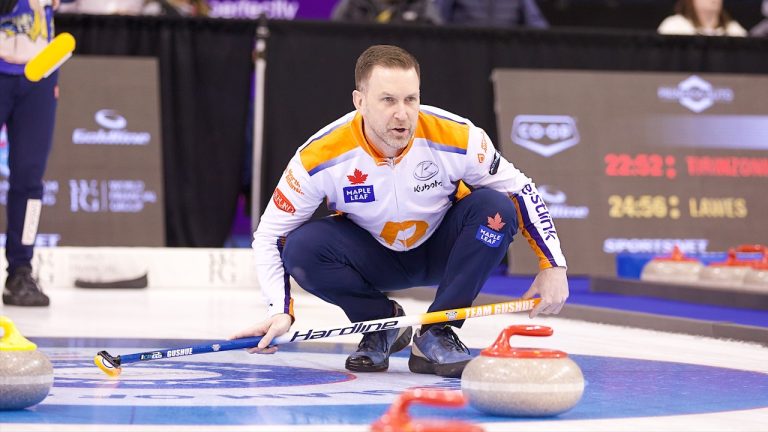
[693,0,722,14]
[353,66,420,156]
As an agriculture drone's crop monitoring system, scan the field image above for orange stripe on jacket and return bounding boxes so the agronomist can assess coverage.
[300,120,361,175]
[415,110,470,152]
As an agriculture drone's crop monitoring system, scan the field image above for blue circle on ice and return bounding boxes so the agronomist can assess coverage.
[7,340,766,426]
[53,360,354,389]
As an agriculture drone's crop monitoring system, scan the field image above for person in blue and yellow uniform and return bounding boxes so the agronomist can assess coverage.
[232,45,568,377]
[0,0,60,306]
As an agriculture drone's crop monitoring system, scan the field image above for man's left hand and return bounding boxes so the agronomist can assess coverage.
[522,266,568,318]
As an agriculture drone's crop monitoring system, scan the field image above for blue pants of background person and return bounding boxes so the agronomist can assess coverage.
[283,189,519,324]
[0,72,58,274]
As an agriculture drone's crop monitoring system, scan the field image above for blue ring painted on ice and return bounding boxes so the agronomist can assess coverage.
[53,360,355,389]
[6,339,768,425]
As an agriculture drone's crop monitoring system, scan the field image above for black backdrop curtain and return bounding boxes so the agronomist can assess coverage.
[54,16,768,238]
[536,0,764,31]
[56,14,256,247]
[263,21,768,217]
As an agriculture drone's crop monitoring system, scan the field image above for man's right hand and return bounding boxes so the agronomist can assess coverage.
[229,313,293,354]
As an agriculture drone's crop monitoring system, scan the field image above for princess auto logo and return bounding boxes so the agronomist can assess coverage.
[511,115,579,157]
[657,75,734,113]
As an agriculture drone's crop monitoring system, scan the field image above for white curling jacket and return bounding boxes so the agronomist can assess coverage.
[253,106,566,317]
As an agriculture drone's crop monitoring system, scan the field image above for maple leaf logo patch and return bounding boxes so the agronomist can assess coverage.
[347,169,368,185]
[343,169,376,203]
[487,213,506,231]
[475,213,506,248]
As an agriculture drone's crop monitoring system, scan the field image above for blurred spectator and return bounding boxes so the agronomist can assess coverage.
[332,0,443,24]
[58,0,209,16]
[1,0,61,307]
[58,0,144,14]
[437,0,548,29]
[143,0,209,16]
[658,0,746,36]
[751,0,768,36]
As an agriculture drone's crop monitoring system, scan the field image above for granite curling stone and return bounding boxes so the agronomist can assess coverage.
[461,325,584,417]
[0,316,54,410]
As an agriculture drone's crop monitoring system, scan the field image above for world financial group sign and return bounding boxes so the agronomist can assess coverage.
[0,56,165,246]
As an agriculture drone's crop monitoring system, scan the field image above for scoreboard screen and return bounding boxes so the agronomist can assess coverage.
[493,69,768,276]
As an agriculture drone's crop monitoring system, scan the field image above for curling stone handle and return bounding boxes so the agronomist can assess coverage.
[371,389,484,432]
[391,389,466,413]
[485,325,553,355]
[735,244,766,254]
[670,245,685,260]
[382,389,466,423]
[0,315,37,351]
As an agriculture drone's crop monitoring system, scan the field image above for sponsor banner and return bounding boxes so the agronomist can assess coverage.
[493,70,768,275]
[538,185,589,220]
[511,115,580,157]
[657,75,733,113]
[0,57,165,246]
[603,238,709,254]
[207,0,336,19]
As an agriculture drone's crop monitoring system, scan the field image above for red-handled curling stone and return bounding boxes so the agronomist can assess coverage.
[0,316,53,410]
[461,325,584,417]
[744,259,768,290]
[698,247,756,287]
[371,388,484,432]
[641,245,703,283]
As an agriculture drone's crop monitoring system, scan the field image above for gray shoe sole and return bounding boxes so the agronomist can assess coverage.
[408,354,470,378]
[2,293,50,307]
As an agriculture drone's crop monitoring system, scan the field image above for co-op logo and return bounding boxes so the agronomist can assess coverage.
[72,109,151,146]
[511,115,579,157]
[657,75,734,113]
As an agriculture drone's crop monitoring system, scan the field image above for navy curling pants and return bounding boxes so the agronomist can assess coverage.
[0,71,58,274]
[282,189,519,325]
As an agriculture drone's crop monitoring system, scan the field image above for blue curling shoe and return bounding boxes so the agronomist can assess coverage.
[345,301,412,372]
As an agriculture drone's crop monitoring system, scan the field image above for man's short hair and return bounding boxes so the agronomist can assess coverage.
[355,45,420,91]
